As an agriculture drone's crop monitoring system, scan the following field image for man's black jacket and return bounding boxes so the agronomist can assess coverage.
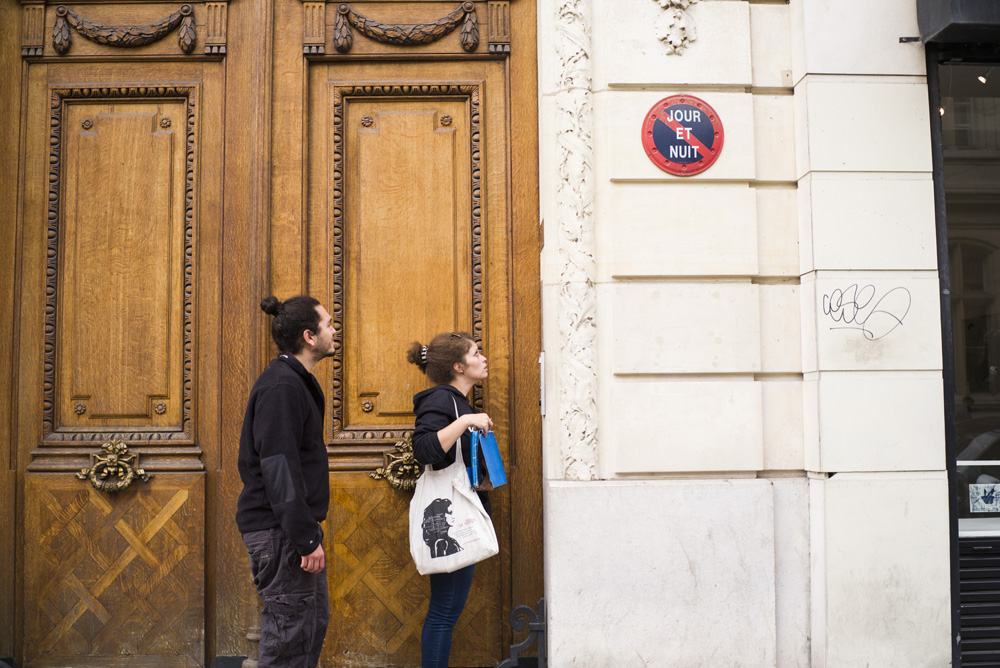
[236,354,329,555]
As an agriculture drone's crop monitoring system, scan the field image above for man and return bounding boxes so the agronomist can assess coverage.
[236,295,336,668]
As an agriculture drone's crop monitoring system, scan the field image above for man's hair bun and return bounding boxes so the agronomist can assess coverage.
[260,296,281,316]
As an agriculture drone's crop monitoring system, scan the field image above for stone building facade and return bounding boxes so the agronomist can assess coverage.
[537,1,954,665]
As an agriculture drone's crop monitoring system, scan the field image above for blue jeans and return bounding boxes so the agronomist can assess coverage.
[422,564,475,668]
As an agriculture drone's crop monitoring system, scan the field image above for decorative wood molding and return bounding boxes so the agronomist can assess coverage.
[487,1,510,54]
[329,84,483,444]
[42,86,197,451]
[303,1,325,54]
[332,2,478,54]
[652,0,699,55]
[203,1,228,54]
[552,0,598,480]
[21,4,45,57]
[470,86,484,411]
[53,4,197,55]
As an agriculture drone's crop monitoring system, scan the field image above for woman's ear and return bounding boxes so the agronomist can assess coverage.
[453,361,466,375]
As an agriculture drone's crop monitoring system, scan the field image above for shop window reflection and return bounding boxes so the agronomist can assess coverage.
[943,64,1000,527]
[951,242,1000,521]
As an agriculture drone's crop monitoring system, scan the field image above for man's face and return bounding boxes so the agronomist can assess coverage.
[308,305,336,360]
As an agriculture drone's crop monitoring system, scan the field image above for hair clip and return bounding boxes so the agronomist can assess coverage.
[421,345,428,363]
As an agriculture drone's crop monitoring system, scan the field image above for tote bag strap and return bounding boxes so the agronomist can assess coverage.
[451,396,466,467]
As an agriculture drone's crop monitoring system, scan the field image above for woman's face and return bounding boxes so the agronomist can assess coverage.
[460,342,488,382]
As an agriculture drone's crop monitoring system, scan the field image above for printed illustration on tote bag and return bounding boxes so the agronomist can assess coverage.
[422,497,463,557]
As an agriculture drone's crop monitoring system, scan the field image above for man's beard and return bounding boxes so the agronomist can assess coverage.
[314,344,336,361]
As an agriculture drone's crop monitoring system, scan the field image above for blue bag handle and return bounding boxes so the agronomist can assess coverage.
[468,429,481,487]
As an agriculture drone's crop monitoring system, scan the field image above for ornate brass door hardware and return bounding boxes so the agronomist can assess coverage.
[76,440,152,493]
[370,438,423,491]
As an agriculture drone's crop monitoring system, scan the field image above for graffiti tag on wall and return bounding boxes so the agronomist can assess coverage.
[821,284,912,341]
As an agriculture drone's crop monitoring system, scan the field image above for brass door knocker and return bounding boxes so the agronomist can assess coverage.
[76,440,152,492]
[370,437,423,491]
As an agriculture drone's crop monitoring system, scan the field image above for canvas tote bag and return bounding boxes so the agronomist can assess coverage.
[409,398,499,575]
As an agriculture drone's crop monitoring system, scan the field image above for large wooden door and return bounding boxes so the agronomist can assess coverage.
[288,5,541,665]
[1,0,540,666]
[8,63,227,667]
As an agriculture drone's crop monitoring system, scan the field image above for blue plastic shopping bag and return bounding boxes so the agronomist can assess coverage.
[467,430,507,489]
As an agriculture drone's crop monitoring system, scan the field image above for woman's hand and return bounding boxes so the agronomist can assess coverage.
[435,411,494,454]
[465,412,493,432]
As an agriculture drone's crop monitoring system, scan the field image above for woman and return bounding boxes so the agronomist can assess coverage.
[407,331,493,668]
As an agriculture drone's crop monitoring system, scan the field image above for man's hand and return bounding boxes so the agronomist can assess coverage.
[300,544,325,573]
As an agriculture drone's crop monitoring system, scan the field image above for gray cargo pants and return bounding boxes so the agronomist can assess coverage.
[243,527,330,668]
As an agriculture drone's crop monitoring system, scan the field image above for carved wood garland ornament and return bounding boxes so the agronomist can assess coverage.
[53,4,197,55]
[333,2,479,54]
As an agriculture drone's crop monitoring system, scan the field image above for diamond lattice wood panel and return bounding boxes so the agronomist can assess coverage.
[322,473,500,667]
[24,473,205,668]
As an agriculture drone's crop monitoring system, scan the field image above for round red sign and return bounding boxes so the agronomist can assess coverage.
[640,95,724,176]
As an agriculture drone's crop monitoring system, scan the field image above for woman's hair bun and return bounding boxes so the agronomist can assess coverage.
[406,341,427,369]
[260,296,282,316]
[406,332,473,385]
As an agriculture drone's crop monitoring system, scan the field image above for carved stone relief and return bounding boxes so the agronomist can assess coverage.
[552,0,598,481]
[652,0,699,55]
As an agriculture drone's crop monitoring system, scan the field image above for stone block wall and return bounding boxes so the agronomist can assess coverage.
[539,0,951,666]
